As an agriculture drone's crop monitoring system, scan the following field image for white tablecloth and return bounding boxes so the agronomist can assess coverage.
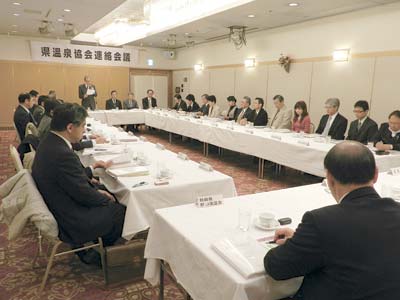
[89,109,145,125]
[144,172,397,300]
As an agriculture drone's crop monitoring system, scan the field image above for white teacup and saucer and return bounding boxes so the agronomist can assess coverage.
[254,212,280,231]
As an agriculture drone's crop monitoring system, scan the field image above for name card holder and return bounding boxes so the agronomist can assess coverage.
[139,136,147,142]
[227,125,235,130]
[185,117,191,122]
[197,120,203,124]
[163,113,169,117]
[156,143,165,150]
[297,140,310,146]
[213,123,219,127]
[196,194,223,208]
[271,134,282,141]
[177,152,188,160]
[199,162,213,171]
[245,129,254,134]
[388,167,400,176]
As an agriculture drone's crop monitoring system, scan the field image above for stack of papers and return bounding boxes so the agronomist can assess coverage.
[106,166,149,177]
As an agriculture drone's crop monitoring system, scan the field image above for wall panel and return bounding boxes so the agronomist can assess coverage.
[0,62,15,127]
[234,66,268,108]
[209,68,235,112]
[189,70,210,102]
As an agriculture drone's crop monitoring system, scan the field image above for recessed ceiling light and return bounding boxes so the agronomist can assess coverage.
[57,18,64,22]
[11,24,18,27]
[11,30,18,33]
[13,13,20,16]
[247,14,255,18]
[13,2,21,5]
[63,8,71,12]
[185,32,190,35]
[288,2,299,7]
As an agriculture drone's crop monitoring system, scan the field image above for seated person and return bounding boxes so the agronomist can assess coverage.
[185,94,200,112]
[197,94,209,116]
[236,96,253,125]
[207,95,221,118]
[292,100,311,133]
[250,97,268,126]
[14,93,37,140]
[33,95,48,125]
[48,90,57,101]
[265,141,400,300]
[269,95,292,129]
[32,103,126,265]
[38,99,59,140]
[315,98,347,140]
[29,89,39,114]
[172,94,187,111]
[142,89,157,109]
[105,90,122,110]
[346,100,378,144]
[221,96,238,120]
[123,92,139,109]
[373,110,400,151]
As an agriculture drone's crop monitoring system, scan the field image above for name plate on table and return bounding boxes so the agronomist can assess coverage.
[271,134,282,141]
[177,152,188,160]
[163,113,169,117]
[196,194,223,208]
[185,117,191,121]
[139,136,147,142]
[245,129,254,134]
[156,143,165,150]
[388,167,400,176]
[297,140,310,146]
[199,162,213,171]
[227,125,235,130]
[196,120,203,124]
[212,123,219,127]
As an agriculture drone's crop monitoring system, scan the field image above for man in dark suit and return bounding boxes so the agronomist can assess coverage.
[172,94,187,111]
[250,97,268,126]
[29,89,39,114]
[142,89,157,109]
[185,94,200,113]
[198,94,209,116]
[79,75,97,110]
[316,98,348,140]
[105,90,122,110]
[265,141,400,300]
[236,96,253,125]
[123,92,139,109]
[13,93,37,140]
[347,100,378,144]
[32,103,126,265]
[373,110,400,151]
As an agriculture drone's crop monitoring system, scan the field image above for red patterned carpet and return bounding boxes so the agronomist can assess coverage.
[0,129,321,300]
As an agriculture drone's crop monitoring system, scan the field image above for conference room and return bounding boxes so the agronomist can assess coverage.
[1,0,400,299]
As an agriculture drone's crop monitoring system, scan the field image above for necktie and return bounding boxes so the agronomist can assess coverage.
[237,109,246,122]
[357,121,362,131]
[270,109,280,127]
[322,116,332,136]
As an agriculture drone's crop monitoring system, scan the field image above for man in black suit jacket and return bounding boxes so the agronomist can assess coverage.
[198,94,209,116]
[105,90,122,110]
[13,93,37,140]
[250,97,268,126]
[315,98,348,140]
[185,94,200,112]
[172,94,187,111]
[236,96,254,124]
[32,103,125,264]
[265,141,400,300]
[142,89,157,109]
[79,76,97,110]
[373,110,400,151]
[347,100,378,144]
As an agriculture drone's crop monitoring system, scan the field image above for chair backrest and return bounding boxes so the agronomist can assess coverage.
[310,122,315,134]
[25,122,39,138]
[9,145,23,172]
[13,122,21,143]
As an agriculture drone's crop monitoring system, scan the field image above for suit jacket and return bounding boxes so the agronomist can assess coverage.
[37,114,52,140]
[173,100,187,111]
[316,113,348,140]
[265,187,400,300]
[32,105,45,125]
[187,102,200,113]
[208,105,221,118]
[79,84,97,110]
[14,105,37,140]
[123,99,139,109]
[346,117,378,144]
[269,105,293,130]
[250,108,268,126]
[373,122,400,150]
[142,97,157,109]
[32,132,122,245]
[105,99,122,110]
[199,104,209,116]
[236,107,254,122]
[222,106,238,120]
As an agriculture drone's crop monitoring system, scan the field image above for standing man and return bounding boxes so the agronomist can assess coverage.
[79,75,97,110]
[105,90,122,110]
[269,95,293,130]
[142,89,157,109]
[346,100,378,144]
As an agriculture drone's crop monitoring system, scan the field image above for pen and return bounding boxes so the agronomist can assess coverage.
[132,181,147,188]
[268,234,285,244]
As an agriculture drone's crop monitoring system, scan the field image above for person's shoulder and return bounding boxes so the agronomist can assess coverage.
[366,117,378,126]
[338,113,347,121]
[379,122,389,129]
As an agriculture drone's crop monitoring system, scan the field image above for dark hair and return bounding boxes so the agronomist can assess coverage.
[186,94,195,102]
[294,101,309,120]
[201,94,209,98]
[50,103,88,131]
[207,95,216,103]
[147,89,154,94]
[44,99,59,115]
[18,93,31,103]
[111,90,117,95]
[243,96,251,105]
[354,100,369,111]
[273,95,284,102]
[255,97,264,107]
[324,141,375,184]
[49,90,56,95]
[227,96,236,103]
[38,95,48,106]
[29,90,39,97]
[174,94,182,100]
[389,110,400,119]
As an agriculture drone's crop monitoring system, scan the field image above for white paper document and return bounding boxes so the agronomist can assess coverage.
[106,166,149,178]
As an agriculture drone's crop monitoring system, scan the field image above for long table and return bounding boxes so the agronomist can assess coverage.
[143,172,398,300]
[89,109,400,178]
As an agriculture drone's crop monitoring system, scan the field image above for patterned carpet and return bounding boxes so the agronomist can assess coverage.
[0,128,321,300]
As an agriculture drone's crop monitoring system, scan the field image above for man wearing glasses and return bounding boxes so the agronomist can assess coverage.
[346,100,378,144]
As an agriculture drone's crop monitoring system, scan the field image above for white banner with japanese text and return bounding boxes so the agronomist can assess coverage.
[30,41,138,67]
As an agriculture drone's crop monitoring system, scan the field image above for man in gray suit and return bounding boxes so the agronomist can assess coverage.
[79,75,97,110]
[123,92,139,110]
[269,95,293,130]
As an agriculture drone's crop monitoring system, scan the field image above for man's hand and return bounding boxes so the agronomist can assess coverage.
[95,136,107,144]
[92,160,113,169]
[274,228,295,245]
[98,190,115,202]
[375,142,392,151]
[239,118,247,126]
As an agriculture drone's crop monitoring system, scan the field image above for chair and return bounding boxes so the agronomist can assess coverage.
[25,122,39,138]
[13,122,21,144]
[9,145,23,172]
[310,122,315,134]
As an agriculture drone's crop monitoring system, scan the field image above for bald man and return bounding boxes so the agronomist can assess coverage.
[265,141,400,300]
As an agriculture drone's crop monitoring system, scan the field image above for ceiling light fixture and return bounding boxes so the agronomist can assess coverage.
[333,49,350,62]
[244,58,256,68]
[194,64,204,71]
[288,3,299,7]
[13,13,20,16]
[11,30,18,33]
[229,26,247,50]
[95,19,149,46]
[11,24,18,27]
[13,2,21,5]
[247,14,255,18]
[57,18,64,22]
[147,59,154,66]
[63,8,71,12]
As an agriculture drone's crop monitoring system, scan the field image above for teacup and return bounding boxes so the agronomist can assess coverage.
[258,212,276,228]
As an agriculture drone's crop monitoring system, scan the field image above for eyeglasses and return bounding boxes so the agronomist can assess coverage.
[353,110,365,113]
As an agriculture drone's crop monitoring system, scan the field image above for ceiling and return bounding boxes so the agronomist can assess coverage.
[1,0,399,48]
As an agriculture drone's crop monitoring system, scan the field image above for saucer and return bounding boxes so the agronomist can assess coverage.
[254,219,280,231]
